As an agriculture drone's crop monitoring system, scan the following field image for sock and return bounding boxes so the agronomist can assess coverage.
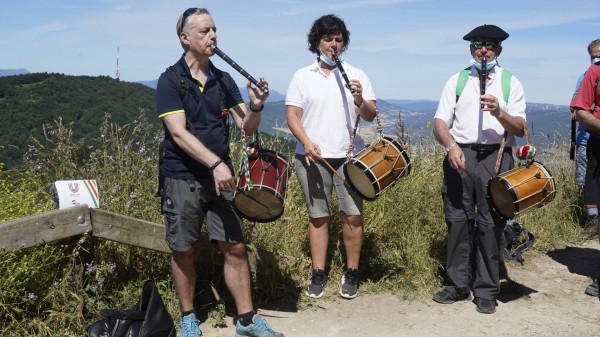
[181,310,195,318]
[238,311,255,327]
[587,208,598,218]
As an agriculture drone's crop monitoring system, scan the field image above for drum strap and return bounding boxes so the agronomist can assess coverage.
[345,106,386,162]
[493,120,530,175]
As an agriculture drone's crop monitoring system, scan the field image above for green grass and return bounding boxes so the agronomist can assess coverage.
[0,114,588,335]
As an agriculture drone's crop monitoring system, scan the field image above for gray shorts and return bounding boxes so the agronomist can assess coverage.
[295,154,363,218]
[162,177,244,252]
[576,144,587,186]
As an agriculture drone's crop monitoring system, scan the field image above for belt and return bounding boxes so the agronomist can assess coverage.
[457,143,501,152]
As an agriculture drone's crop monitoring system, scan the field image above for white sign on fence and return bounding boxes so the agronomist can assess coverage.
[54,180,99,209]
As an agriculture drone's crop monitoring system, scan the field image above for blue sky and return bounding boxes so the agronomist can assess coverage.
[1,0,598,105]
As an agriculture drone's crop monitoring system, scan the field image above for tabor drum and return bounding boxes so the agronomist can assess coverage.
[234,150,289,222]
[343,137,411,200]
[487,161,555,219]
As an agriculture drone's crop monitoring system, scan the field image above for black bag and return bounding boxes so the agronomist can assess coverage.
[500,220,535,264]
[87,280,176,337]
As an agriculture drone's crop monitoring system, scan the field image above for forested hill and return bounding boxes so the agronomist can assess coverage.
[0,73,158,167]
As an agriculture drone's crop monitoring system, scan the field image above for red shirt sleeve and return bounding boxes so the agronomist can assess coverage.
[571,63,600,119]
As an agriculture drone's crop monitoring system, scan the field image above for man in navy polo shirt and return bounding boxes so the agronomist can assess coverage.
[156,8,283,337]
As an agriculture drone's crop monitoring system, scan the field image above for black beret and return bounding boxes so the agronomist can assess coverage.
[463,24,509,41]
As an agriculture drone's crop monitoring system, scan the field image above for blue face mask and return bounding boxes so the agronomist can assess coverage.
[320,53,337,66]
[319,47,339,67]
[470,57,497,70]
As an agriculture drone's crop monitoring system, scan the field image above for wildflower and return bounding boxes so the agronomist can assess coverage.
[28,292,35,299]
[110,262,117,273]
[130,191,137,199]
[126,201,132,208]
[124,144,129,151]
[85,263,95,273]
[139,146,145,153]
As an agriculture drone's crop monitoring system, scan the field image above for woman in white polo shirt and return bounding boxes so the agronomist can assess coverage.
[285,14,377,300]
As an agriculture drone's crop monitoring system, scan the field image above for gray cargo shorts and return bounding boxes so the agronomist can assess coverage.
[162,177,244,252]
[294,154,363,218]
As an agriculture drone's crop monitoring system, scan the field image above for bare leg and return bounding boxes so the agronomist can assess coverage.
[218,241,254,315]
[309,217,330,270]
[171,246,200,311]
[341,214,364,269]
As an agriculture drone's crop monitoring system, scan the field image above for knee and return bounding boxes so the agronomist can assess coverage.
[310,217,330,228]
[343,215,364,228]
[220,242,247,259]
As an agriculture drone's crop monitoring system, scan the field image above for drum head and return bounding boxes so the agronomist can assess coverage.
[488,177,517,219]
[234,187,284,223]
[344,162,377,200]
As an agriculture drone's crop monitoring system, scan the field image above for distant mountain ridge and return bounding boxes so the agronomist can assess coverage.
[0,72,570,167]
[0,68,30,76]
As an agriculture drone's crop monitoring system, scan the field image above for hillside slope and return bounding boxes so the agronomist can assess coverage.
[0,73,158,166]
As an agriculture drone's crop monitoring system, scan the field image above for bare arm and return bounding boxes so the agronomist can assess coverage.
[162,113,234,195]
[576,109,600,136]
[481,94,526,137]
[286,105,321,166]
[231,77,269,136]
[349,79,377,122]
[433,118,465,171]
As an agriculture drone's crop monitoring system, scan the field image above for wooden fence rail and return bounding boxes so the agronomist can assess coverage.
[0,204,170,255]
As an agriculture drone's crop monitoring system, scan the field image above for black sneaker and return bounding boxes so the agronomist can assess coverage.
[475,298,496,314]
[339,267,359,299]
[305,268,326,298]
[583,216,599,239]
[584,279,599,297]
[432,289,470,304]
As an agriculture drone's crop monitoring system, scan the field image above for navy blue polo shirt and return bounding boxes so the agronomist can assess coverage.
[156,56,243,180]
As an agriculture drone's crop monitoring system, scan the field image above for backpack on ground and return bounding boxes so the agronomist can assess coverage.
[501,220,535,263]
[87,280,176,337]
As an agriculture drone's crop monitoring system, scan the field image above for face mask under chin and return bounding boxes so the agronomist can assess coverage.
[470,57,497,70]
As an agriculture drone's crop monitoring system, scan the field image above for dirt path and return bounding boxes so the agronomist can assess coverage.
[200,241,600,337]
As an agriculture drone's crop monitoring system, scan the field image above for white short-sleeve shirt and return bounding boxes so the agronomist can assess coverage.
[286,60,376,157]
[434,66,526,146]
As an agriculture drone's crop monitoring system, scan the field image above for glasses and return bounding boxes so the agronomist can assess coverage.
[178,7,199,35]
[471,41,498,50]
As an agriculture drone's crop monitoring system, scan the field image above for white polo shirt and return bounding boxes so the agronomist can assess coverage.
[434,66,526,146]
[286,60,376,157]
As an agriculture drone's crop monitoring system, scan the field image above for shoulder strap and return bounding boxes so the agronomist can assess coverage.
[501,69,512,103]
[167,66,188,99]
[455,67,512,103]
[455,67,470,102]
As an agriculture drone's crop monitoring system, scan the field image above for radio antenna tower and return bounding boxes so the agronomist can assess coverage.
[115,46,121,81]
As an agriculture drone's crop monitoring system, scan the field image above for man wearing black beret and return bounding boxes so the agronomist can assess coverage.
[432,24,527,314]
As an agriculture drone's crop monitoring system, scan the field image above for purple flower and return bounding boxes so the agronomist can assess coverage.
[125,201,132,208]
[85,262,94,274]
[110,262,117,273]
[28,292,35,299]
[130,192,137,199]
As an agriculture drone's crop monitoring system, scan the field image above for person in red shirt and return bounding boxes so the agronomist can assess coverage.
[570,40,600,300]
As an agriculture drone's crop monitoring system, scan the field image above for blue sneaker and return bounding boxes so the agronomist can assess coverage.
[234,314,285,337]
[180,313,202,337]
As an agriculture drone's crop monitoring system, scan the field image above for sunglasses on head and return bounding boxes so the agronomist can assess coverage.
[178,7,199,34]
[471,41,498,50]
